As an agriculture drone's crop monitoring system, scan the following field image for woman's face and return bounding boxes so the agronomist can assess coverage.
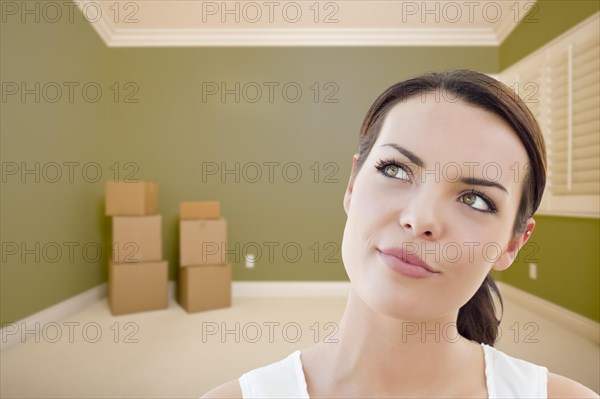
[342,93,533,322]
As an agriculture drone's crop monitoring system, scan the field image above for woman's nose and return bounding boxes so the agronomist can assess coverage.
[398,190,442,240]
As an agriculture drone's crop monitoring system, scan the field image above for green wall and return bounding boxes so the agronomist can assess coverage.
[500,0,600,69]
[1,5,116,325]
[495,0,600,322]
[0,3,497,325]
[107,45,497,284]
[494,216,599,321]
[1,1,598,326]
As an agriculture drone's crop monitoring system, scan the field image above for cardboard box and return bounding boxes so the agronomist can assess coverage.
[105,181,158,216]
[178,263,232,312]
[108,260,168,315]
[180,219,226,266]
[113,215,162,263]
[180,201,220,220]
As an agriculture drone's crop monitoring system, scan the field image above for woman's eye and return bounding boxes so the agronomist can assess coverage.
[376,161,411,181]
[384,165,408,179]
[460,192,496,214]
[375,160,498,215]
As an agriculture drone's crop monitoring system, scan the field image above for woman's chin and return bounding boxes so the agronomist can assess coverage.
[352,279,433,321]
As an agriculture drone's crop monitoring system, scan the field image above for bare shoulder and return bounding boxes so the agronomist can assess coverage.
[200,379,243,399]
[548,371,599,398]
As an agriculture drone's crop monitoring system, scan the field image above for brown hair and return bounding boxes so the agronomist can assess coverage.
[353,69,547,346]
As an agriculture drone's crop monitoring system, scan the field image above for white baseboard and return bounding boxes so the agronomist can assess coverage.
[0,280,349,351]
[3,280,595,351]
[497,281,599,345]
[168,280,175,299]
[232,281,351,297]
[1,284,107,352]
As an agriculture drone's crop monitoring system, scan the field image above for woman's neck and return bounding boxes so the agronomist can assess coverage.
[307,288,482,397]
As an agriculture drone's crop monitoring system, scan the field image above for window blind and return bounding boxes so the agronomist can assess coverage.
[499,13,599,217]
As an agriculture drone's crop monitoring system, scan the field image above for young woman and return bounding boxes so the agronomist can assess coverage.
[203,69,599,398]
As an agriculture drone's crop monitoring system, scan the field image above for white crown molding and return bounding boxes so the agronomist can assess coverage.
[494,2,527,44]
[85,9,117,46]
[76,0,529,47]
[98,27,501,47]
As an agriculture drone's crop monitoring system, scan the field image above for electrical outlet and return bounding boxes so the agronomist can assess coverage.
[529,263,537,280]
[245,254,255,268]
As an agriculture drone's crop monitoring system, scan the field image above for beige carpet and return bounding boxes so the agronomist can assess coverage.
[1,295,598,398]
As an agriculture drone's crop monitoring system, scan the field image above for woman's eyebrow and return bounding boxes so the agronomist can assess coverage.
[379,143,509,195]
[380,143,425,167]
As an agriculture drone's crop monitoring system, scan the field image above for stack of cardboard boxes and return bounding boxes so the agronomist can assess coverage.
[178,201,232,312]
[105,181,168,315]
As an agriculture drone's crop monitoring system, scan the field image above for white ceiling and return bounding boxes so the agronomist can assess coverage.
[78,0,537,47]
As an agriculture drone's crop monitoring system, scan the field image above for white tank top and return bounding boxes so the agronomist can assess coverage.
[238,342,548,398]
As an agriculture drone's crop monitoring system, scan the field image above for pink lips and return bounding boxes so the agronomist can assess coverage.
[377,247,440,278]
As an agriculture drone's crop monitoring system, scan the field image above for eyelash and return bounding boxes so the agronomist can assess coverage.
[374,158,499,215]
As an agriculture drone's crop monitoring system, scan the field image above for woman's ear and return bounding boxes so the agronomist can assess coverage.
[343,154,360,215]
[492,217,536,271]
